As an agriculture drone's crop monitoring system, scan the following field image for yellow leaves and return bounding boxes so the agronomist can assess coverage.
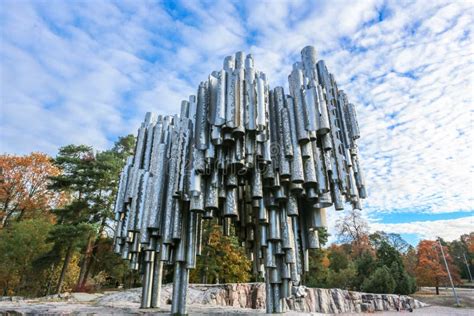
[190,224,251,284]
[48,253,82,293]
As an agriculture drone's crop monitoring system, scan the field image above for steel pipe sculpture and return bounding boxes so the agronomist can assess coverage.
[113,46,366,314]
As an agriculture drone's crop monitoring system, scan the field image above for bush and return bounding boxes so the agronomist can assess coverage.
[326,263,357,289]
[361,265,396,294]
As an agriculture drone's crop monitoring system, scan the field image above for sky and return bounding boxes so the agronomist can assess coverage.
[0,0,473,245]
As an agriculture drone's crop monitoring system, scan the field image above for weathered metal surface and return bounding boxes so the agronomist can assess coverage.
[112,46,366,315]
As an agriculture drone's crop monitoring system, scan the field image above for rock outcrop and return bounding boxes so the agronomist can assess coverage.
[97,283,427,313]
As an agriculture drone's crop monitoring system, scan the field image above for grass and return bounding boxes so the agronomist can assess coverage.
[413,287,474,308]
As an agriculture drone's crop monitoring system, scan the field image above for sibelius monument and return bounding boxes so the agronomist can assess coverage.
[112,46,366,315]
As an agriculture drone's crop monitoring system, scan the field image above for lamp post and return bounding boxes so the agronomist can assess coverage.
[437,237,460,306]
[458,253,473,283]
[462,253,473,282]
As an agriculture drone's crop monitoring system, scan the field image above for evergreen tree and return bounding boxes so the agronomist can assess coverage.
[47,145,97,293]
[354,251,377,290]
[326,263,357,289]
[45,136,135,294]
[361,265,396,294]
[328,246,349,272]
[0,219,53,295]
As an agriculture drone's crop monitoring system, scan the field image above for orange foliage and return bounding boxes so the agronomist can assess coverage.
[415,240,460,287]
[351,234,375,258]
[461,233,474,253]
[321,253,330,268]
[0,153,63,227]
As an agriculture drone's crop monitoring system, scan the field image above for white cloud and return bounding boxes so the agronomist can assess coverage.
[0,0,472,235]
[370,216,474,242]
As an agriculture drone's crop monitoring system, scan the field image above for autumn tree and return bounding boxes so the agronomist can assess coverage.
[190,224,251,284]
[415,240,460,294]
[0,153,62,227]
[462,233,474,253]
[335,209,372,257]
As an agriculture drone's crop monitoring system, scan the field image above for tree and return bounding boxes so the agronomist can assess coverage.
[354,250,377,290]
[84,237,129,290]
[190,224,251,284]
[75,138,135,290]
[335,209,371,257]
[449,233,474,281]
[46,136,136,293]
[369,231,410,253]
[361,265,396,294]
[415,240,460,295]
[0,219,53,295]
[0,153,62,228]
[328,245,349,272]
[377,240,404,269]
[326,263,357,289]
[391,262,416,294]
[402,246,417,277]
[305,228,330,287]
[47,145,98,293]
[462,233,474,253]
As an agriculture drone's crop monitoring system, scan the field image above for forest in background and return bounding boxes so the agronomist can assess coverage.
[0,136,472,297]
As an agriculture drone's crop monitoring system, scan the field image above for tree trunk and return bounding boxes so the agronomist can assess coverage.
[16,208,27,222]
[79,216,107,289]
[76,234,95,290]
[0,210,14,228]
[56,245,73,294]
[43,263,56,296]
[2,279,9,296]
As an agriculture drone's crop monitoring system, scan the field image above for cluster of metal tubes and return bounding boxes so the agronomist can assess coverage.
[113,46,366,315]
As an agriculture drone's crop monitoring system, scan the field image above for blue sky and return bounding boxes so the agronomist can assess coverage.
[0,0,472,245]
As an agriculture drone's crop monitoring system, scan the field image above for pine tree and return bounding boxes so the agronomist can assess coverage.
[361,265,396,294]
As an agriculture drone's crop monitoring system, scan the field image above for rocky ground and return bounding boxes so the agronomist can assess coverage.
[0,283,471,315]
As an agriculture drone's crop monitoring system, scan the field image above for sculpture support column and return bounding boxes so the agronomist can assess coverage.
[151,259,163,308]
[171,261,189,315]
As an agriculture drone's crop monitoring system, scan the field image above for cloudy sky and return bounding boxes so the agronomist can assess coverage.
[1,0,472,245]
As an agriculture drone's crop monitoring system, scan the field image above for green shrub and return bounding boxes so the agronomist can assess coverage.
[361,265,396,294]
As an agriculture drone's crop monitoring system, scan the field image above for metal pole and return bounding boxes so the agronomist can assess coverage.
[463,253,473,282]
[437,237,460,306]
[151,259,163,308]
